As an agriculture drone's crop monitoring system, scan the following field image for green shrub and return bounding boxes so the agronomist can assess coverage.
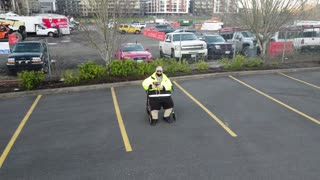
[17,70,45,90]
[245,59,264,68]
[152,59,191,75]
[175,60,191,74]
[196,60,209,71]
[220,55,246,70]
[109,60,139,77]
[78,61,107,80]
[63,69,81,85]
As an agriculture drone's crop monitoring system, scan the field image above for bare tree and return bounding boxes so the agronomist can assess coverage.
[236,0,313,58]
[80,0,129,69]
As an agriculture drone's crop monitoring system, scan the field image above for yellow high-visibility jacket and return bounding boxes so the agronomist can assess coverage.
[142,72,172,94]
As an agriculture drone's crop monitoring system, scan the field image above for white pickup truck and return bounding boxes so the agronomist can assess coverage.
[159,32,207,59]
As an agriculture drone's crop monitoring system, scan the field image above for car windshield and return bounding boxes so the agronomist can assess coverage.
[122,44,145,52]
[12,43,41,53]
[173,34,197,41]
[206,36,225,43]
[241,31,254,37]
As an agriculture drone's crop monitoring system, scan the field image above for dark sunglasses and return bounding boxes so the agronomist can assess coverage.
[157,70,162,72]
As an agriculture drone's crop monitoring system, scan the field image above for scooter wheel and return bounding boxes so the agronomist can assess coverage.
[172,112,176,121]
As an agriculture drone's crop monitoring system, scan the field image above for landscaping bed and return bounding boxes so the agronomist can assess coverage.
[0,57,319,94]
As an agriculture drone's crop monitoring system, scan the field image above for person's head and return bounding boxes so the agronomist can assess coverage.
[155,66,163,76]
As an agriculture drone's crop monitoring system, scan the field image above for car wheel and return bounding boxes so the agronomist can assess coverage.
[14,32,23,41]
[135,30,141,34]
[242,46,249,56]
[170,49,175,59]
[160,48,164,58]
[121,30,126,34]
[48,32,54,37]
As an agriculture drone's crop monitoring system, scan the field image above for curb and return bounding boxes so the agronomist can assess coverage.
[1,67,319,99]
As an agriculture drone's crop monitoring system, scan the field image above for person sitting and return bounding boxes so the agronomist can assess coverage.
[142,66,174,125]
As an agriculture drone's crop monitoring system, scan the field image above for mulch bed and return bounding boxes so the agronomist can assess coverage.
[1,61,319,94]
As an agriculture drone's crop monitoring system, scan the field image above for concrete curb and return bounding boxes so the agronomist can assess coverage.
[1,67,319,99]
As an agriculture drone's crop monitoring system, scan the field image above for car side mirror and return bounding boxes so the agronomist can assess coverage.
[199,37,203,40]
[165,39,171,42]
[145,48,150,51]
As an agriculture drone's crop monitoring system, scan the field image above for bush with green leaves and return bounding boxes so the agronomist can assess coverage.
[195,60,209,71]
[78,61,107,80]
[150,59,191,75]
[63,61,107,85]
[17,70,45,90]
[63,69,81,85]
[109,60,140,77]
[109,59,191,77]
[220,55,263,70]
[245,59,264,68]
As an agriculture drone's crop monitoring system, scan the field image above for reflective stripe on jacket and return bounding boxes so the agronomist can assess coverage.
[142,72,172,94]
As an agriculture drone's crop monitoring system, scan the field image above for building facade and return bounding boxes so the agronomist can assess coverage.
[56,0,81,16]
[191,0,238,16]
[146,0,189,15]
[79,0,141,17]
[39,0,57,13]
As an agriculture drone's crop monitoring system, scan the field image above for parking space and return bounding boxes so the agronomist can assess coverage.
[233,73,320,121]
[279,71,320,88]
[0,90,126,179]
[0,71,320,179]
[0,96,38,155]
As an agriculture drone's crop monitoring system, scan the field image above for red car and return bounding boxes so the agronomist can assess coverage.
[115,43,153,62]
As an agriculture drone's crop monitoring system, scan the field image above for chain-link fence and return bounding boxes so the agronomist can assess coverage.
[264,26,320,64]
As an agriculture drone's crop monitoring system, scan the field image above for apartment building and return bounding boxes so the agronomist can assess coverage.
[191,0,238,16]
[56,0,81,16]
[79,0,140,17]
[146,0,190,15]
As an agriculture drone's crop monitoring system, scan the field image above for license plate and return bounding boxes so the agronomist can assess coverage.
[225,51,230,54]
[191,54,196,58]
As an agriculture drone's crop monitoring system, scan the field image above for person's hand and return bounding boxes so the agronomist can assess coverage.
[157,85,163,90]
[151,84,157,89]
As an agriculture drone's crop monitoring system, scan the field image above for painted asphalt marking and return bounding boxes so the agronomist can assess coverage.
[229,75,320,125]
[0,95,42,168]
[173,81,238,138]
[278,73,320,89]
[111,87,132,152]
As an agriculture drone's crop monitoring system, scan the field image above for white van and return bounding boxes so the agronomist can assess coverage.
[201,22,223,31]
[293,27,320,52]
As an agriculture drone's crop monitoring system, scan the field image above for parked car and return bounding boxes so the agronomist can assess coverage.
[118,24,141,34]
[173,29,205,40]
[6,41,50,73]
[152,25,175,34]
[159,32,207,60]
[131,22,147,29]
[115,43,153,62]
[202,35,233,60]
[219,28,259,56]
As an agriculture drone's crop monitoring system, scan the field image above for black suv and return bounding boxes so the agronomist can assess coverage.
[152,25,175,34]
[203,35,234,60]
[6,41,50,73]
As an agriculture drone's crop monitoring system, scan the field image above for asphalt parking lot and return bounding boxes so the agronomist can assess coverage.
[0,29,160,78]
[0,71,319,179]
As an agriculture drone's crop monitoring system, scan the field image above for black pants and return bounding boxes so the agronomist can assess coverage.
[149,96,174,111]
